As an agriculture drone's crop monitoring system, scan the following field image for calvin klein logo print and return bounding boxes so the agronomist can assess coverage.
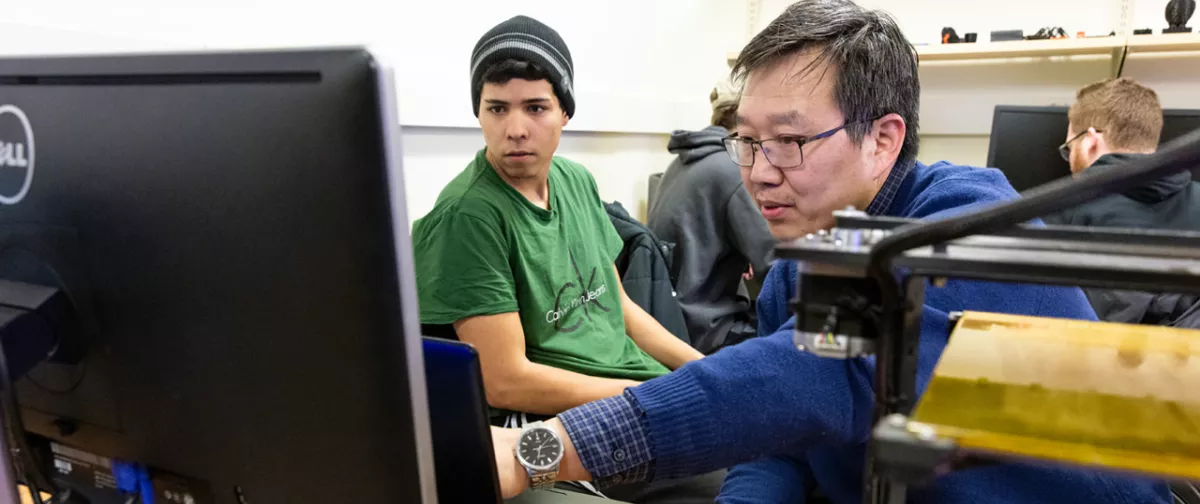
[544,252,610,333]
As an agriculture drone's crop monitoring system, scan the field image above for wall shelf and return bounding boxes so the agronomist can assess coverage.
[916,37,1123,61]
[727,34,1200,67]
[1126,33,1200,53]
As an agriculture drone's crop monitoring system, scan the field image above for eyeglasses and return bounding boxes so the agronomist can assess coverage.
[1058,129,1102,162]
[723,122,856,170]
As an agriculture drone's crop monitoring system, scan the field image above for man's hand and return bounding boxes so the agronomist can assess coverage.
[491,419,590,498]
[492,426,529,499]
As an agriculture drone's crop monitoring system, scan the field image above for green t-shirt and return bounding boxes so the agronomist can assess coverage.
[412,149,669,381]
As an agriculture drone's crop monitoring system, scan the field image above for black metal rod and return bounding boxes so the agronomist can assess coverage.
[871,125,1200,264]
[831,213,1200,250]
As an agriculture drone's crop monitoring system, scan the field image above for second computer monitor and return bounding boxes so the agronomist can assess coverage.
[986,105,1200,192]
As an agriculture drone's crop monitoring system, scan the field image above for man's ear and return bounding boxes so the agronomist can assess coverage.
[1082,127,1106,162]
[871,113,906,179]
[561,110,570,128]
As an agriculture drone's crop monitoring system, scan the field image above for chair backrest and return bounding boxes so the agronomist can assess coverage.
[647,172,664,216]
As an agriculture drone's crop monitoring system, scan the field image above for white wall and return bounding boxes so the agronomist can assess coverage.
[1,0,747,224]
[1124,0,1200,111]
[918,135,991,167]
[402,128,674,224]
[9,0,1194,219]
[1131,0,1192,32]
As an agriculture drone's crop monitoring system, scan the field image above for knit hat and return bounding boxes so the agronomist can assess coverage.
[470,15,575,118]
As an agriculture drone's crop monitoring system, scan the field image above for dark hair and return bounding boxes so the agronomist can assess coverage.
[1070,77,1162,151]
[477,59,553,93]
[732,0,920,168]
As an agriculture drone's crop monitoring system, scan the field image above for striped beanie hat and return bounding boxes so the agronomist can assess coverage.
[470,15,576,118]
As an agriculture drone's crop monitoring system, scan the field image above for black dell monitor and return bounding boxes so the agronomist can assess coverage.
[0,49,437,503]
[986,105,1200,192]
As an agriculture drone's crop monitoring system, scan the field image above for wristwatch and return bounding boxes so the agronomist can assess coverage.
[514,421,563,490]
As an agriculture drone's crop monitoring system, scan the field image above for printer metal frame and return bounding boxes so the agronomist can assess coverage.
[776,211,1200,504]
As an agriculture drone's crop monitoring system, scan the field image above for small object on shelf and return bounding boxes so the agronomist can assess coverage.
[1135,28,1155,35]
[1165,0,1196,33]
[941,27,962,44]
[964,32,978,43]
[1076,31,1086,38]
[1025,27,1069,40]
[991,29,1024,42]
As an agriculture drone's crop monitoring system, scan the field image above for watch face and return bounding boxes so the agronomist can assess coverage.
[518,427,563,469]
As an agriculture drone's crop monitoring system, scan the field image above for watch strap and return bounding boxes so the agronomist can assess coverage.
[518,421,561,491]
[527,466,559,490]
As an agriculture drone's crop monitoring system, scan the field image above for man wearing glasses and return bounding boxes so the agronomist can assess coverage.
[489,1,1168,502]
[1045,77,1200,326]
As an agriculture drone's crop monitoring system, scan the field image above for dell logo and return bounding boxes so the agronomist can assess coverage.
[0,140,28,168]
[0,104,34,205]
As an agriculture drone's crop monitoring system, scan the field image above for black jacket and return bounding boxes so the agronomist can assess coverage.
[648,126,775,354]
[1044,153,1200,326]
[604,201,690,344]
[1044,153,1200,229]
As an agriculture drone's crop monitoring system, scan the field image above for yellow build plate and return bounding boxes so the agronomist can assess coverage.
[910,311,1200,480]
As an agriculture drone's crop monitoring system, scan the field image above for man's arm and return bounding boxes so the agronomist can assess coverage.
[756,261,797,336]
[456,313,641,415]
[616,266,703,369]
[492,329,865,497]
[718,455,814,504]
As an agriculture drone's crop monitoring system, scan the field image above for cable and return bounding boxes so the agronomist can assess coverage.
[0,247,86,503]
[1116,45,1130,77]
[0,328,52,504]
[26,360,87,395]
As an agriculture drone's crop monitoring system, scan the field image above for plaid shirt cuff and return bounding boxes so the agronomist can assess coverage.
[558,390,654,487]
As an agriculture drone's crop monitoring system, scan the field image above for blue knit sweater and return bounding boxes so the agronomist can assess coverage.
[626,161,1169,503]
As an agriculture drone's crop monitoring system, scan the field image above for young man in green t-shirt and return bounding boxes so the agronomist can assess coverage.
[412,16,704,422]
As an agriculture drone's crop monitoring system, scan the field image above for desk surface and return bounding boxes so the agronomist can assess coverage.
[19,485,617,503]
[507,488,618,503]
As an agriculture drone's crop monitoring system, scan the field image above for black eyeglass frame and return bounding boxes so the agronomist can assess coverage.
[1059,128,1103,162]
[723,121,859,170]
